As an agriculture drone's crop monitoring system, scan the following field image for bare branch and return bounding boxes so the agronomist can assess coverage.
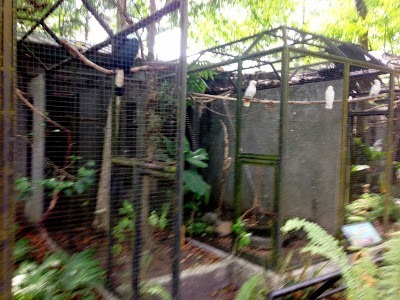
[217,120,231,216]
[16,88,72,168]
[129,63,175,73]
[60,39,115,75]
[107,0,133,25]
[61,39,175,75]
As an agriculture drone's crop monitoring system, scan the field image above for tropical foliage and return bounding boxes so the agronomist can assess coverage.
[15,158,96,203]
[345,193,400,223]
[13,248,105,300]
[282,218,400,300]
[17,0,400,54]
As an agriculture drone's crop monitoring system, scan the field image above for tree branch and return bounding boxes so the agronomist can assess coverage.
[16,88,72,168]
[60,39,115,75]
[60,39,177,74]
[217,120,231,216]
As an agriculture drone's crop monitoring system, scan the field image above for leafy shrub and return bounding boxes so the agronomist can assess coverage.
[232,218,252,251]
[13,238,34,264]
[185,219,211,236]
[234,273,268,300]
[148,202,170,230]
[13,250,104,300]
[282,218,400,300]
[345,193,400,223]
[112,200,135,254]
[15,158,96,202]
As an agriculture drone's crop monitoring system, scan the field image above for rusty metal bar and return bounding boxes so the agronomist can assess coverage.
[48,0,180,71]
[1,0,16,298]
[87,0,180,52]
[40,21,62,45]
[20,0,64,42]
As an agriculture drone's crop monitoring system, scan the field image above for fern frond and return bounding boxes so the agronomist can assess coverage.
[139,282,172,300]
[234,273,267,300]
[377,234,400,300]
[281,218,349,270]
[281,218,379,300]
[346,250,378,300]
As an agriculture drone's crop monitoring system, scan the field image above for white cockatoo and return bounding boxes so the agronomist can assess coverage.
[369,79,381,104]
[325,85,335,109]
[243,80,257,107]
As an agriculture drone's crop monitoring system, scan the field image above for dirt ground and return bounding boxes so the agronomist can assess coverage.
[16,215,392,300]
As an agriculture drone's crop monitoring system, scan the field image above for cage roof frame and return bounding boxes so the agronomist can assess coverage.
[19,0,65,42]
[17,0,181,72]
[188,26,395,76]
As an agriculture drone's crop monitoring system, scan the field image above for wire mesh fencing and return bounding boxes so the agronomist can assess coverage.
[14,1,187,299]
[185,27,398,274]
[6,3,400,299]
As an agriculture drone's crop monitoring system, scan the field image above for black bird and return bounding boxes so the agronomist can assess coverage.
[112,36,140,72]
[112,36,140,96]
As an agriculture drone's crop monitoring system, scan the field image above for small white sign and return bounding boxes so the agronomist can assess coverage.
[341,222,382,247]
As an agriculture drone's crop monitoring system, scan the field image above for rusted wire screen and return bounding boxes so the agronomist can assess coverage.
[14,1,185,299]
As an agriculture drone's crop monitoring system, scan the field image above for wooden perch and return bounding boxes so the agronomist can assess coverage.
[60,39,177,75]
[217,120,231,216]
[60,40,115,75]
[129,63,176,73]
[112,156,176,172]
[190,92,389,105]
[16,88,72,167]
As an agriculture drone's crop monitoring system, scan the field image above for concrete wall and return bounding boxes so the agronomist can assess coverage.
[26,74,46,222]
[207,79,344,233]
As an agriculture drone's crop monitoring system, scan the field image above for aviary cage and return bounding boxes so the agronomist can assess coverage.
[2,1,400,298]
[186,26,398,266]
[12,0,188,299]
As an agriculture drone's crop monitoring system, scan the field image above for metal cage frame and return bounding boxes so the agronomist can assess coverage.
[187,25,398,266]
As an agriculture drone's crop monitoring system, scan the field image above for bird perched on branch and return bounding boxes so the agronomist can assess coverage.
[325,85,335,109]
[112,36,140,96]
[368,79,381,104]
[243,80,257,107]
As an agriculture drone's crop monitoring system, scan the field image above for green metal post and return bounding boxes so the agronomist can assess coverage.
[233,60,244,252]
[338,63,350,229]
[276,26,290,265]
[172,0,187,298]
[383,72,395,233]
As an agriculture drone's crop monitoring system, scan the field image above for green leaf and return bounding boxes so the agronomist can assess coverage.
[64,188,73,197]
[69,155,82,162]
[86,160,95,167]
[159,218,168,229]
[162,136,176,156]
[183,169,211,203]
[13,239,33,263]
[184,202,199,212]
[139,282,172,300]
[235,274,265,300]
[184,141,209,168]
[161,202,171,218]
[15,177,33,201]
[351,165,370,173]
[185,157,208,168]
[148,211,160,227]
[74,180,86,195]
